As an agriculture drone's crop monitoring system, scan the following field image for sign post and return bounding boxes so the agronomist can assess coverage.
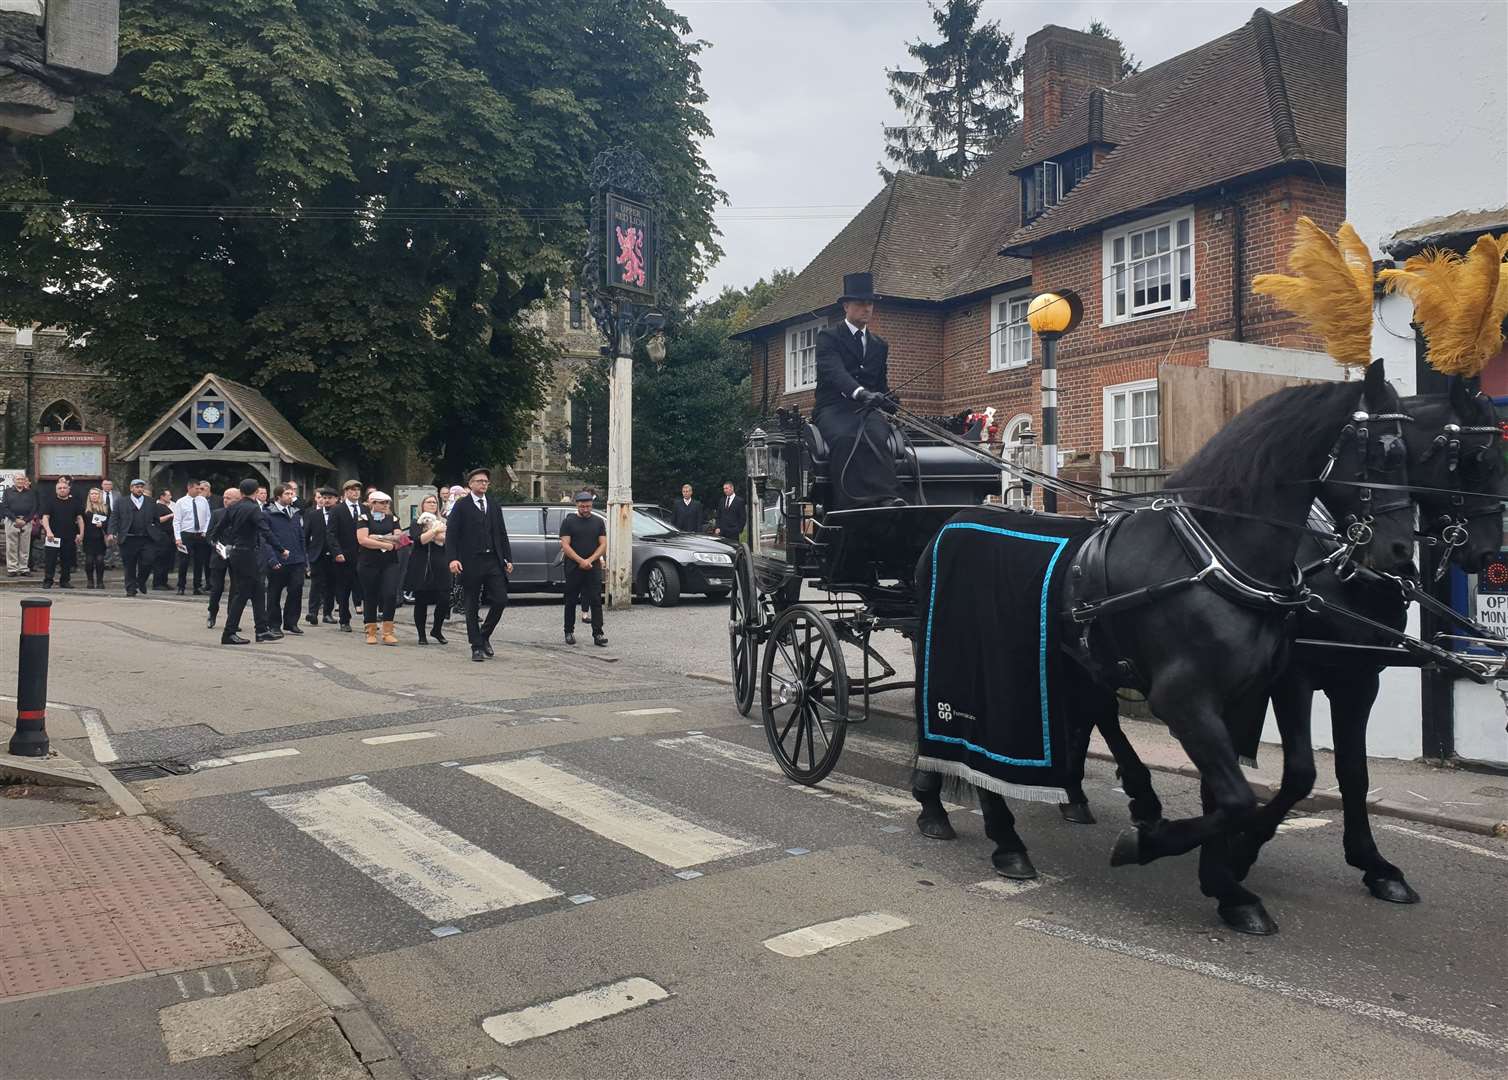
[584,148,663,610]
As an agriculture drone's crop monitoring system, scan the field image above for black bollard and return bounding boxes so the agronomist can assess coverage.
[8,598,52,757]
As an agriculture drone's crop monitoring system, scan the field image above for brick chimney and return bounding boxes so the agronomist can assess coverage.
[1021,25,1123,147]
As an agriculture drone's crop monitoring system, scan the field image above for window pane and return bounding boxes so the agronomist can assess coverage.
[1157,225,1169,250]
[1113,237,1124,263]
[1113,418,1126,447]
[1113,396,1126,422]
[1130,233,1142,260]
[1177,217,1190,245]
[1115,270,1126,315]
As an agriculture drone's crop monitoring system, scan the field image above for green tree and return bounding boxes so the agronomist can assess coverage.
[0,0,721,485]
[1085,19,1142,78]
[880,0,1021,181]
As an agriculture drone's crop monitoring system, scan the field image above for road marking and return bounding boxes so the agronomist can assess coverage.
[462,758,768,869]
[172,974,190,1000]
[843,732,914,767]
[361,731,439,745]
[615,707,681,716]
[80,709,119,764]
[199,970,215,994]
[262,782,560,919]
[1274,816,1330,833]
[656,735,952,817]
[763,912,911,957]
[970,875,1058,897]
[482,977,670,1047]
[1376,822,1508,862]
[1015,918,1508,1055]
[195,748,300,770]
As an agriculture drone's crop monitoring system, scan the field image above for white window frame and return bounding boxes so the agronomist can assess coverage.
[989,290,1033,372]
[1000,413,1034,507]
[1102,379,1161,470]
[1102,206,1196,325]
[784,318,823,393]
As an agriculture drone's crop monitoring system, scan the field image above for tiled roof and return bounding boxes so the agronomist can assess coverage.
[121,373,336,469]
[737,134,1031,338]
[1003,0,1347,254]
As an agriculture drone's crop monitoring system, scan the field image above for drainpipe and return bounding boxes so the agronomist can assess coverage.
[1230,200,1246,343]
[760,337,771,418]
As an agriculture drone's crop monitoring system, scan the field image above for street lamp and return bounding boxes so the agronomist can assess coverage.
[744,427,769,485]
[1026,290,1084,512]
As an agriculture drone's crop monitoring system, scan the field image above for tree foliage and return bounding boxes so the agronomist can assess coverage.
[1085,19,1142,79]
[0,0,722,484]
[880,0,1021,181]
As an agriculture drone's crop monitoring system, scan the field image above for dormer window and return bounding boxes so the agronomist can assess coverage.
[1021,147,1095,223]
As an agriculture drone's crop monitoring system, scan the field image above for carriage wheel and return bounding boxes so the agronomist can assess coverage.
[761,604,849,784]
[728,548,757,717]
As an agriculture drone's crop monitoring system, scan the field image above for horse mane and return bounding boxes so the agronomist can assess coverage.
[1166,380,1362,511]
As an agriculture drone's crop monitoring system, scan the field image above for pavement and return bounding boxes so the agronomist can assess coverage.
[0,585,1505,1078]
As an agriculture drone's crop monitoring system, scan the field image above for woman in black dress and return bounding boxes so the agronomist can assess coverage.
[405,494,452,644]
[356,491,405,645]
[82,487,109,588]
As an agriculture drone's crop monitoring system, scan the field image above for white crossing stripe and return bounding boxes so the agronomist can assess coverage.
[1274,816,1330,833]
[1377,822,1508,862]
[615,707,682,716]
[970,874,1059,897]
[656,735,959,817]
[262,782,560,919]
[361,731,439,745]
[462,758,767,869]
[80,709,119,764]
[482,977,670,1047]
[762,912,911,957]
[195,748,300,770]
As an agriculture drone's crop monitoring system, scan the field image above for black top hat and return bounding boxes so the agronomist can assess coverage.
[838,271,878,304]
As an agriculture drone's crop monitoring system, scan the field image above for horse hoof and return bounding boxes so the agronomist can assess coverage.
[1218,902,1279,936]
[1058,802,1096,825]
[992,851,1038,880]
[1365,875,1421,904]
[1109,828,1141,867]
[916,813,957,841]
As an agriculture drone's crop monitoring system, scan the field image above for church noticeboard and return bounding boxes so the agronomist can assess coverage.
[603,193,656,299]
[32,431,109,480]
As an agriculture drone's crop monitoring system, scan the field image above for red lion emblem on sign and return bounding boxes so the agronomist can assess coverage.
[615,225,646,288]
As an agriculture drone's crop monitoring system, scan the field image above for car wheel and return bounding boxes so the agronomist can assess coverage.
[644,560,681,607]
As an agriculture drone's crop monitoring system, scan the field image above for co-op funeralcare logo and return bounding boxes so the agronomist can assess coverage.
[936,702,976,723]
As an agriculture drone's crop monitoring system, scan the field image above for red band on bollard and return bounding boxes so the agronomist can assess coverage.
[15,709,44,720]
[10,597,53,758]
[21,606,50,636]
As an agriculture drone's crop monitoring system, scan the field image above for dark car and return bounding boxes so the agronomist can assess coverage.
[500,504,734,606]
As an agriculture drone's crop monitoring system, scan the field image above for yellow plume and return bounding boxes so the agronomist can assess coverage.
[1252,218,1374,368]
[1379,232,1508,377]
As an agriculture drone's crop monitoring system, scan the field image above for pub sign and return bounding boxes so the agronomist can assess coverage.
[603,192,657,299]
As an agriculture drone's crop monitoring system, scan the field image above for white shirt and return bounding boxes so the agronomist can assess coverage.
[172,493,212,540]
[473,495,486,514]
[345,500,360,519]
[844,319,868,399]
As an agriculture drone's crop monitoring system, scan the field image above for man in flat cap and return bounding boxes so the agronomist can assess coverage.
[445,466,513,662]
[559,490,608,647]
[813,272,905,508]
[107,477,158,597]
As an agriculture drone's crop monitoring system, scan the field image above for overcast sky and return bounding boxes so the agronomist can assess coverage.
[670,0,1281,300]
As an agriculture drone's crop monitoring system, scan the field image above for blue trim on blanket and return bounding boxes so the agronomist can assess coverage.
[921,522,1070,767]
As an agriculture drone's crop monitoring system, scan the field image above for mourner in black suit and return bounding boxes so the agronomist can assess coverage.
[713,481,746,540]
[107,478,158,596]
[208,478,278,644]
[303,486,342,625]
[813,271,903,509]
[330,479,365,631]
[670,484,703,533]
[203,491,235,629]
[444,467,513,662]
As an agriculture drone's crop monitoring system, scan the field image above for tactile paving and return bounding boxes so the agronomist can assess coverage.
[0,818,269,998]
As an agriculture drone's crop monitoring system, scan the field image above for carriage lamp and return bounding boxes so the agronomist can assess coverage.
[645,331,667,365]
[1025,290,1084,512]
[745,427,770,485]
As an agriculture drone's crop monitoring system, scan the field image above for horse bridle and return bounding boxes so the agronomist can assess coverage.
[1417,414,1505,579]
[1316,399,1415,554]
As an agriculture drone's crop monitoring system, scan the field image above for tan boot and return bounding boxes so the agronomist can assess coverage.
[382,620,398,646]
[365,622,379,645]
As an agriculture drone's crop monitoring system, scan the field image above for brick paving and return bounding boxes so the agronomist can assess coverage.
[0,817,264,997]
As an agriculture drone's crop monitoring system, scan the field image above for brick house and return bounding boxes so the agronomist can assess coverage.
[735,0,1350,505]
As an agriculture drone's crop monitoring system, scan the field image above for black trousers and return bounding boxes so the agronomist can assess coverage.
[83,550,105,586]
[119,536,151,595]
[176,535,209,591]
[43,538,76,585]
[307,557,335,618]
[150,542,174,588]
[359,560,400,623]
[814,403,901,508]
[206,560,229,617]
[224,550,268,635]
[267,563,306,630]
[412,588,450,635]
[563,566,603,635]
[335,559,363,624]
[461,562,508,646]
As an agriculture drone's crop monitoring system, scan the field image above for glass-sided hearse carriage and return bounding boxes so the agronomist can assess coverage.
[727,407,1003,784]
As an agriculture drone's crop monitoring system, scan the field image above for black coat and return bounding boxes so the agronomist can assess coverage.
[206,507,228,566]
[404,521,452,592]
[108,494,158,540]
[331,500,364,561]
[714,493,746,538]
[670,498,703,533]
[443,495,511,572]
[208,498,273,552]
[814,323,890,416]
[147,502,176,549]
[303,505,342,563]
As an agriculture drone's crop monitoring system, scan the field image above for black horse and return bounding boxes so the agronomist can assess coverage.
[914,361,1419,933]
[1222,378,1505,904]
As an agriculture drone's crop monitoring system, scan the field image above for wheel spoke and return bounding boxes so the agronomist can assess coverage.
[804,703,817,772]
[775,640,800,680]
[775,703,800,747]
[791,701,805,765]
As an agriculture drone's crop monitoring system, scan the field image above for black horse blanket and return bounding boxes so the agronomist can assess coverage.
[915,507,1096,803]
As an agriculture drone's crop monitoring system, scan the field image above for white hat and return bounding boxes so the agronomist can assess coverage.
[367,490,392,503]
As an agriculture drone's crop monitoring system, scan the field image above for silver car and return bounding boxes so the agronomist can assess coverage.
[499,505,734,607]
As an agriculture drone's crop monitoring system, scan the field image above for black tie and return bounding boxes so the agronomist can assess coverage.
[854,329,864,357]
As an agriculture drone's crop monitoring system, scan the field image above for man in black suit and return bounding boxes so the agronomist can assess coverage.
[303,486,342,626]
[106,478,157,596]
[330,478,365,632]
[713,481,745,540]
[444,467,513,662]
[813,271,903,509]
[209,478,279,645]
[670,484,703,533]
[203,487,237,629]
